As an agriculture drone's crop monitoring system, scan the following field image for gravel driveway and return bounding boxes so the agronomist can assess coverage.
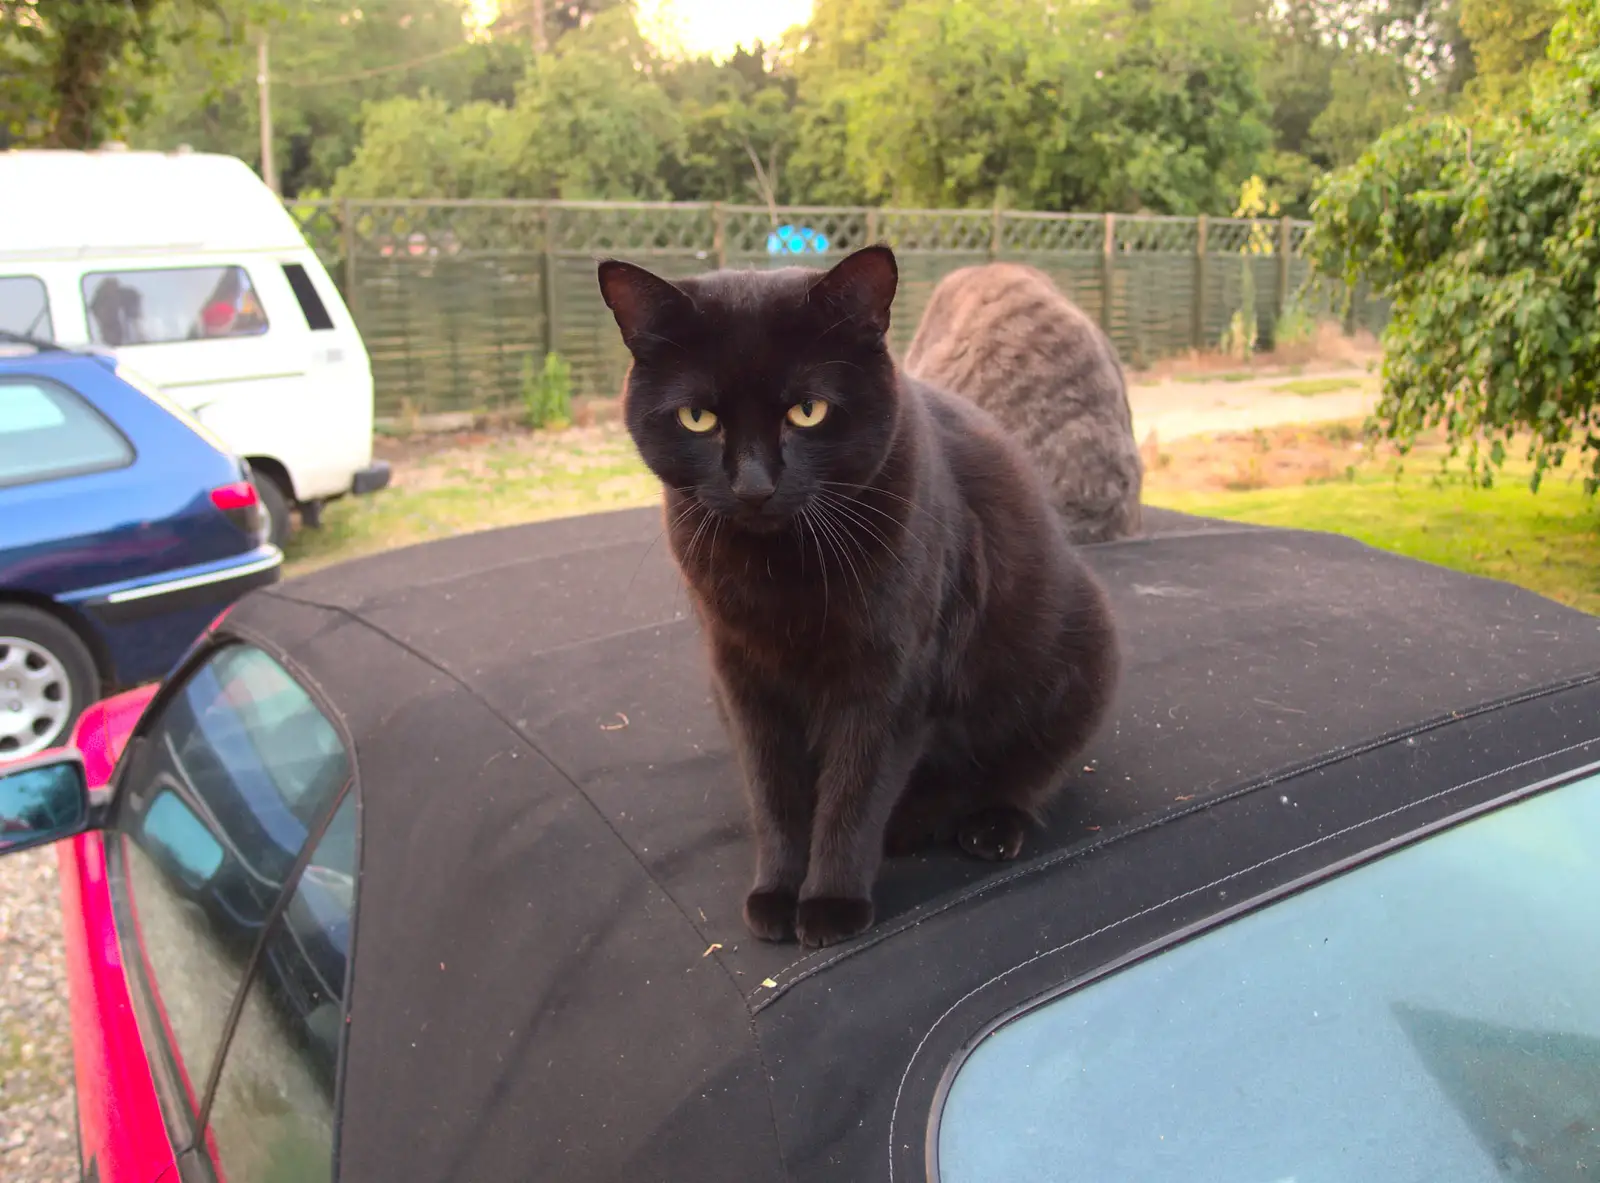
[0,845,76,1183]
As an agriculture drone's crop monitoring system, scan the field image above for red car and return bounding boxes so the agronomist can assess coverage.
[1,507,1598,1183]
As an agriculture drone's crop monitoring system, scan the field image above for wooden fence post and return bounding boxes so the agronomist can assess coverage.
[713,202,727,269]
[1100,213,1116,332]
[866,207,880,246]
[990,201,1003,260]
[540,204,556,360]
[340,198,357,319]
[1277,215,1292,322]
[1193,213,1207,351]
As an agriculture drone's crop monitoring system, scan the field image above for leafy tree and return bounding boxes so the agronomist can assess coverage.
[1,0,274,148]
[838,0,1271,213]
[492,8,680,199]
[1458,0,1563,104]
[329,94,509,197]
[787,0,904,203]
[332,7,679,200]
[1309,0,1600,494]
[1306,49,1419,167]
[132,0,498,196]
[660,48,798,204]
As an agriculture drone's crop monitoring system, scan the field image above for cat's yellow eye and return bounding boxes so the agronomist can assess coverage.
[678,406,719,433]
[786,398,829,428]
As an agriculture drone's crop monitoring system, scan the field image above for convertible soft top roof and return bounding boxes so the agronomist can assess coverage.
[221,507,1600,1182]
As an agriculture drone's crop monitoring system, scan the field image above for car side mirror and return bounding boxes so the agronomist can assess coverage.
[0,750,92,856]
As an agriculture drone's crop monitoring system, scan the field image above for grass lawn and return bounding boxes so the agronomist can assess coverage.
[1146,431,1600,615]
[284,424,656,575]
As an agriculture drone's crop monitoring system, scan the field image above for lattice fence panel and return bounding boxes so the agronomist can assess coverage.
[1001,213,1104,254]
[548,203,715,256]
[723,206,871,263]
[878,209,995,253]
[1116,216,1199,254]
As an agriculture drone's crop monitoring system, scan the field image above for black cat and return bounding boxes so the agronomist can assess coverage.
[598,245,1119,949]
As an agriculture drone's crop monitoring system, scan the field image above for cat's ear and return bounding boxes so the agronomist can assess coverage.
[809,245,898,336]
[598,260,693,352]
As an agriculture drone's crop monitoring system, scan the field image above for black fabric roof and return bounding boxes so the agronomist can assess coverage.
[223,506,1600,1182]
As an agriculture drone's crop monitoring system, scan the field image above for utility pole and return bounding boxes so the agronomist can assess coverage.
[257,33,278,194]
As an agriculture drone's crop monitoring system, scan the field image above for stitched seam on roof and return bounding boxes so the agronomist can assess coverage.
[752,667,1600,1010]
[266,585,694,668]
[297,524,662,601]
[884,730,1600,1183]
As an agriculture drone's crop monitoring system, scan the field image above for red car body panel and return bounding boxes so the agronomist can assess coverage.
[59,683,173,1183]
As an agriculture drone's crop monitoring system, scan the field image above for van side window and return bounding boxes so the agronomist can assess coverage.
[82,267,270,347]
[281,264,335,332]
[0,276,54,341]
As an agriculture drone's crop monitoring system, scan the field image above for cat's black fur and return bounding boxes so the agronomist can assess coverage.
[599,246,1119,949]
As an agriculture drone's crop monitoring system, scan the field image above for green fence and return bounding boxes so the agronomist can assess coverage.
[286,200,1388,423]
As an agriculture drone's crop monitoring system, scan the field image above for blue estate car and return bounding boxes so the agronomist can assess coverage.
[0,338,281,760]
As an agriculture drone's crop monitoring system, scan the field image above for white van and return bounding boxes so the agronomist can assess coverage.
[0,147,389,545]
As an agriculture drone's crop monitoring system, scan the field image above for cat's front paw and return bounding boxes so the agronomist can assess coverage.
[744,888,799,942]
[796,896,874,948]
[958,806,1030,861]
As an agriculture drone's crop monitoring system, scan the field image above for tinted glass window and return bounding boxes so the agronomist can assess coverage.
[282,263,334,331]
[116,645,350,1109]
[0,275,53,340]
[939,771,1600,1183]
[0,378,132,488]
[82,266,269,346]
[205,793,357,1183]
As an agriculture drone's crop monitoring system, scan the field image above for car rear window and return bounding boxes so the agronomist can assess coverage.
[0,275,53,341]
[937,770,1600,1183]
[82,266,270,346]
[282,263,335,331]
[0,378,133,487]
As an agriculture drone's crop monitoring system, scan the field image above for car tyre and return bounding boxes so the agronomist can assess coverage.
[254,473,294,549]
[0,605,100,760]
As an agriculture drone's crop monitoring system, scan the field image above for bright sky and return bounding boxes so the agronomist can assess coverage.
[467,1,813,60]
[636,0,813,59]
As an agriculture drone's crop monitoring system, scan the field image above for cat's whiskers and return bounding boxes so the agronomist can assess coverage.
[797,508,831,618]
[628,490,705,599]
[807,498,869,607]
[816,483,937,562]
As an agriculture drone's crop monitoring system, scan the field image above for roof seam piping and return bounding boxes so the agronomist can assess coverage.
[752,666,1600,1010]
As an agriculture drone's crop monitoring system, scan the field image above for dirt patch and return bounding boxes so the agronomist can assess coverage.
[1128,323,1382,386]
[1143,419,1397,496]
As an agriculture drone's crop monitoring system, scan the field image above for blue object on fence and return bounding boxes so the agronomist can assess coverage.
[766,225,830,256]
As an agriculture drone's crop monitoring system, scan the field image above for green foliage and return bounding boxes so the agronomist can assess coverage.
[1459,0,1564,105]
[1274,291,1319,349]
[1307,51,1423,169]
[1,0,282,148]
[521,351,572,430]
[830,0,1271,213]
[333,8,681,200]
[132,0,500,195]
[1221,257,1259,360]
[1309,0,1600,496]
[660,48,797,204]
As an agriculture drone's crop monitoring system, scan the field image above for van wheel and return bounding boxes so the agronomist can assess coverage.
[0,606,100,760]
[254,474,294,549]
